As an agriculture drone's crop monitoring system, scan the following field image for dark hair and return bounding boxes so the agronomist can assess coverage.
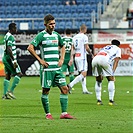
[111,39,120,46]
[65,29,71,34]
[44,14,55,24]
[9,23,16,30]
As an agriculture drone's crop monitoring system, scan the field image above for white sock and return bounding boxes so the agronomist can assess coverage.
[69,74,84,88]
[95,81,102,101]
[81,77,88,92]
[108,81,115,101]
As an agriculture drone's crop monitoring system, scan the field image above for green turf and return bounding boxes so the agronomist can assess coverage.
[0,76,132,133]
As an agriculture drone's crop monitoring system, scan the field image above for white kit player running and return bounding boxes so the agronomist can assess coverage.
[92,39,121,105]
[68,24,93,94]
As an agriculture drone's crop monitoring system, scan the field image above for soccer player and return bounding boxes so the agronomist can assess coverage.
[61,29,75,84]
[92,39,121,105]
[2,23,22,99]
[68,24,93,94]
[27,14,75,120]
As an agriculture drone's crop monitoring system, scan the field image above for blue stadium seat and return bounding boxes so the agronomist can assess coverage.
[1,14,6,18]
[38,22,44,29]
[49,0,57,5]
[12,6,18,14]
[25,5,31,14]
[84,4,91,13]
[13,14,19,18]
[70,5,77,13]
[34,21,39,29]
[0,22,7,30]
[86,21,92,28]
[19,14,25,18]
[53,13,58,18]
[38,5,44,14]
[58,13,65,18]
[76,0,83,5]
[82,0,90,5]
[57,5,64,13]
[18,6,25,14]
[18,1,24,6]
[65,21,72,29]
[31,5,38,14]
[79,13,85,18]
[44,5,51,14]
[65,13,72,18]
[0,6,5,14]
[25,14,32,18]
[56,0,62,5]
[77,4,84,13]
[71,13,79,18]
[43,1,50,5]
[5,6,12,14]
[58,21,65,29]
[30,0,37,6]
[38,13,45,18]
[64,5,71,14]
[11,0,18,6]
[51,5,58,14]
[73,21,79,29]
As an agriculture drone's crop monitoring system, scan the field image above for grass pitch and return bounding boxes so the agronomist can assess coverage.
[0,76,132,133]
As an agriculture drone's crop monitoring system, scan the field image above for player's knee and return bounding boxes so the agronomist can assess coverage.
[42,88,50,94]
[107,76,114,81]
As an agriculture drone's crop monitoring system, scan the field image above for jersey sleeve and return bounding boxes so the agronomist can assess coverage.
[7,36,15,46]
[117,48,121,58]
[58,34,64,47]
[30,32,43,47]
[84,35,89,45]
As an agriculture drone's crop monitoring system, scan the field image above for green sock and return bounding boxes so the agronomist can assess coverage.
[10,76,20,92]
[60,94,68,113]
[3,79,10,95]
[69,74,74,82]
[41,94,49,114]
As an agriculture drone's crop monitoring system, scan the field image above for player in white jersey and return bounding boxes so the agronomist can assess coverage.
[68,24,93,94]
[92,39,121,105]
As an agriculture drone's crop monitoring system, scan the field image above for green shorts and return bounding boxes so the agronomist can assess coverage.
[2,58,21,75]
[41,69,67,88]
[61,62,74,73]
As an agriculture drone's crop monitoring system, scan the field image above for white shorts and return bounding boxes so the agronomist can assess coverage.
[75,57,88,72]
[92,55,113,76]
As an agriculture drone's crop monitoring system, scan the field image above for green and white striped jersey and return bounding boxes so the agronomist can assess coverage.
[30,30,64,70]
[62,36,73,61]
[3,32,17,61]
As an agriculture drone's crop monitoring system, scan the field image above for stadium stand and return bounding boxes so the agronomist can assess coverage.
[0,0,112,30]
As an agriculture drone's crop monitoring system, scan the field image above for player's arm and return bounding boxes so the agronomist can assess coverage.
[58,45,65,67]
[27,44,49,68]
[85,44,94,58]
[68,45,74,66]
[6,45,18,68]
[113,57,120,73]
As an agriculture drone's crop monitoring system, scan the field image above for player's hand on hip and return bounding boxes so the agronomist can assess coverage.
[40,59,49,68]
[58,58,64,67]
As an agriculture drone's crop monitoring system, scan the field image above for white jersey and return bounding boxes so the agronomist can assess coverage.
[73,33,88,59]
[97,45,121,63]
[92,45,121,76]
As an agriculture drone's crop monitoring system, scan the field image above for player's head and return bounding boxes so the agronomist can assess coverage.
[80,24,87,34]
[111,39,120,47]
[44,14,55,34]
[65,29,71,35]
[9,23,17,34]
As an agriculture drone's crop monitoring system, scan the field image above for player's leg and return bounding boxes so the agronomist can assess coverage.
[55,70,75,119]
[41,71,53,120]
[2,62,11,99]
[107,76,116,105]
[95,75,103,105]
[8,65,22,99]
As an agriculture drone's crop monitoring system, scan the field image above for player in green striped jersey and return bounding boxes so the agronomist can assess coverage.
[61,29,75,86]
[27,14,75,120]
[2,23,22,99]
